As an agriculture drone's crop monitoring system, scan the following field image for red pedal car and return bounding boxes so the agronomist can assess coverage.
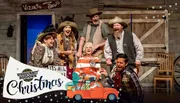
[67,86,118,101]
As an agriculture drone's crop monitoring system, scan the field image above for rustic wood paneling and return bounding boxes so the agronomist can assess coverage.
[100,0,166,5]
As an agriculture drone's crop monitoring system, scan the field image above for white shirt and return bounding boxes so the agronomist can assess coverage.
[104,30,144,61]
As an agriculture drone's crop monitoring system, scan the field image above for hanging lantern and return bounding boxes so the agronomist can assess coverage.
[7,24,14,37]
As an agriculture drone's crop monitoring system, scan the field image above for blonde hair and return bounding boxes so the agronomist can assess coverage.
[83,42,94,53]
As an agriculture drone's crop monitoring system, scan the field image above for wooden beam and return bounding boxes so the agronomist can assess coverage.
[141,83,153,87]
[16,14,20,61]
[139,67,157,81]
[132,19,163,22]
[17,12,55,15]
[103,10,166,15]
[141,58,157,62]
[142,44,165,48]
[164,10,169,53]
[101,58,157,63]
[140,20,164,41]
[102,19,163,23]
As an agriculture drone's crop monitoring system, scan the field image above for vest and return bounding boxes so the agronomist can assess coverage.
[108,30,136,63]
[86,20,105,46]
[57,33,76,68]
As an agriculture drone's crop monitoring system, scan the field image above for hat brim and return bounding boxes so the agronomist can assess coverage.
[86,12,102,17]
[37,32,57,42]
[108,22,128,29]
[58,21,77,32]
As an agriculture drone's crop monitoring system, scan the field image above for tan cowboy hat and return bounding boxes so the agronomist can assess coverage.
[86,8,102,17]
[37,24,57,42]
[108,16,128,29]
[58,21,77,32]
[37,32,57,42]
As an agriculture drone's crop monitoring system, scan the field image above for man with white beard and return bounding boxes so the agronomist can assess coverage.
[77,8,110,58]
[104,16,144,74]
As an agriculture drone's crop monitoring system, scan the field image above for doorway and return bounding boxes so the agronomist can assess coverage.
[16,12,55,63]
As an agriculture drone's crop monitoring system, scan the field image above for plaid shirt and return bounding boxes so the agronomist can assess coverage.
[121,66,143,102]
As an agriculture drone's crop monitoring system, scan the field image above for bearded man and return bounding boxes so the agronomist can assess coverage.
[104,16,144,74]
[77,8,110,58]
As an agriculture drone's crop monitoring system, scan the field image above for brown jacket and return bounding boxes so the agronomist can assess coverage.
[56,33,76,68]
[29,42,60,68]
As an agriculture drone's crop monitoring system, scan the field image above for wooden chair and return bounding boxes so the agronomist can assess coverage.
[0,54,9,77]
[154,53,175,95]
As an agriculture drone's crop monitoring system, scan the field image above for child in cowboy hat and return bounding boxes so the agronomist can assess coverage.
[56,16,78,79]
[29,24,60,67]
[77,8,111,58]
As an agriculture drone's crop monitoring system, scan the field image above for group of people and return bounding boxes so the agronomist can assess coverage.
[28,8,144,103]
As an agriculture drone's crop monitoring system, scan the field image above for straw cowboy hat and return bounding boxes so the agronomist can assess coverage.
[58,16,77,33]
[58,21,77,32]
[108,16,128,29]
[86,8,102,17]
[37,24,57,42]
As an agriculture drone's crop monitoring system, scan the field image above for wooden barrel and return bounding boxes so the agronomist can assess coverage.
[0,54,9,76]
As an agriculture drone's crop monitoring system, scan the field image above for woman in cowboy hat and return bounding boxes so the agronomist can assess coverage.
[56,16,78,79]
[104,16,144,74]
[29,24,60,68]
[77,8,111,58]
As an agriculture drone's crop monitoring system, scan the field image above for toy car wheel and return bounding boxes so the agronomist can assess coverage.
[74,94,82,101]
[108,93,116,101]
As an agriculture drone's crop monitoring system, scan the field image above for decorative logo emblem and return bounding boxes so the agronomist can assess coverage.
[89,60,96,67]
[17,69,38,82]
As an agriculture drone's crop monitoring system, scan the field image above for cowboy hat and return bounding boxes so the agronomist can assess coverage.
[37,24,57,42]
[86,8,102,17]
[108,16,128,29]
[58,21,77,32]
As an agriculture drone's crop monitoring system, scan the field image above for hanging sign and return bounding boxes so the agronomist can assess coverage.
[22,0,61,11]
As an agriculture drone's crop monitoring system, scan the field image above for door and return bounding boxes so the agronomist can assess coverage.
[16,12,55,63]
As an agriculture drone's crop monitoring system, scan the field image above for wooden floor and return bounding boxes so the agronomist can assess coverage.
[143,91,180,103]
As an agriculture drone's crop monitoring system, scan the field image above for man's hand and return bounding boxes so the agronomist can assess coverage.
[76,51,82,57]
[135,60,141,74]
[66,51,76,55]
[93,45,100,52]
[106,58,112,66]
[77,37,85,57]
[135,60,141,66]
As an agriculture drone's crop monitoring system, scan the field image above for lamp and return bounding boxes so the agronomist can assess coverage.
[7,24,14,37]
